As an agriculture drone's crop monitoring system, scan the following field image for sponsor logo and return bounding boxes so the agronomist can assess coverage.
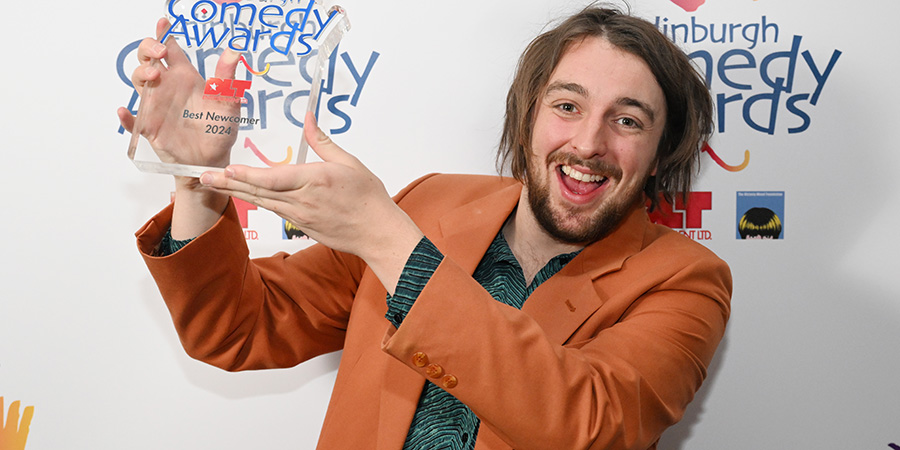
[233,198,260,240]
[736,191,784,239]
[654,3,839,244]
[162,0,337,58]
[648,192,714,241]
[284,219,309,240]
[656,10,842,173]
[117,36,380,138]
[173,193,260,240]
[203,77,253,103]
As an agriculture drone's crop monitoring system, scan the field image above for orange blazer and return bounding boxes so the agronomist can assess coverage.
[137,174,732,450]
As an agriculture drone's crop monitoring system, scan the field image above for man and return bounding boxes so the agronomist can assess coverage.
[119,6,731,450]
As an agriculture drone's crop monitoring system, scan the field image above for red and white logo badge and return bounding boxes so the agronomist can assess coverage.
[203,78,252,104]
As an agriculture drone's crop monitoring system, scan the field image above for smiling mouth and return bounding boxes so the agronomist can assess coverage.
[559,165,608,195]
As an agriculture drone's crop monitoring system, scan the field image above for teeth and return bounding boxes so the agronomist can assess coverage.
[561,165,605,183]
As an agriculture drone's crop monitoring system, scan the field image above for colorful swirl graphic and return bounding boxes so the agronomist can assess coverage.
[245,137,293,166]
[239,55,271,76]
[702,142,750,172]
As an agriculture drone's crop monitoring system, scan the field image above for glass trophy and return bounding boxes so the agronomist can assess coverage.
[127,0,350,177]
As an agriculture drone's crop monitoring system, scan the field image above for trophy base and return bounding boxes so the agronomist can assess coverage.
[130,159,225,178]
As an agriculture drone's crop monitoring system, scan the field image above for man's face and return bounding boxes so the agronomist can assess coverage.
[525,36,667,244]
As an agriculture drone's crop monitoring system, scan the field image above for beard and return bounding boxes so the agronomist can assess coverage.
[525,152,648,244]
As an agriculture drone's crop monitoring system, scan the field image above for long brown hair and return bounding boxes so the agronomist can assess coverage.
[498,5,713,209]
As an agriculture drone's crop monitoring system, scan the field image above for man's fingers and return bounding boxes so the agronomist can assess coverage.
[155,17,192,68]
[133,35,167,94]
[117,107,135,133]
[231,165,303,192]
[130,58,161,96]
[304,112,359,166]
[199,167,303,219]
[198,170,272,208]
[136,38,166,65]
[215,48,241,80]
[201,165,303,194]
[155,16,170,40]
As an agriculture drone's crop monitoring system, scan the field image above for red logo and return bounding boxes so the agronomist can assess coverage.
[648,192,714,240]
[203,78,252,104]
[233,198,260,241]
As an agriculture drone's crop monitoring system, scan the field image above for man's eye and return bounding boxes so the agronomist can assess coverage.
[617,117,641,128]
[557,103,577,113]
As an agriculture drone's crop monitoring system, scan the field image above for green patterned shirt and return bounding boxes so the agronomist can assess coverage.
[386,232,580,449]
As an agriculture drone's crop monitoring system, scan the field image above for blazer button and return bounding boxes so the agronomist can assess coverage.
[425,364,444,379]
[441,375,459,389]
[412,352,429,368]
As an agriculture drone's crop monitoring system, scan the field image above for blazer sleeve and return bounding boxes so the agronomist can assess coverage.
[136,200,363,370]
[381,241,731,450]
[135,174,441,371]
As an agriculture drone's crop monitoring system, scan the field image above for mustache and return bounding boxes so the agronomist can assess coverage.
[548,151,622,179]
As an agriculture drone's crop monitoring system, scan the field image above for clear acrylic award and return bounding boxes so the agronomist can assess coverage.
[127,0,350,177]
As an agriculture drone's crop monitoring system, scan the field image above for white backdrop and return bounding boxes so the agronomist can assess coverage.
[2,0,899,449]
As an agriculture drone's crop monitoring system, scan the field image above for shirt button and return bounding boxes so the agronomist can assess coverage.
[425,364,444,379]
[412,352,429,368]
[441,374,459,389]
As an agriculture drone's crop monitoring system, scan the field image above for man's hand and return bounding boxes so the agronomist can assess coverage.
[198,113,425,292]
[116,17,241,170]
[1,397,34,450]
[118,17,241,239]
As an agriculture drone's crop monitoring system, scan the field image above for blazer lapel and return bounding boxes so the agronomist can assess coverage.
[522,206,650,345]
[377,178,522,449]
[428,178,652,346]
[432,180,523,275]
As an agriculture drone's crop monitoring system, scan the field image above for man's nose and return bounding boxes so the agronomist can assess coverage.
[569,119,608,159]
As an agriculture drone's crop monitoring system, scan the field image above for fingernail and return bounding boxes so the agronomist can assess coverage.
[153,42,166,54]
[225,167,235,179]
[200,174,213,185]
[222,48,240,64]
